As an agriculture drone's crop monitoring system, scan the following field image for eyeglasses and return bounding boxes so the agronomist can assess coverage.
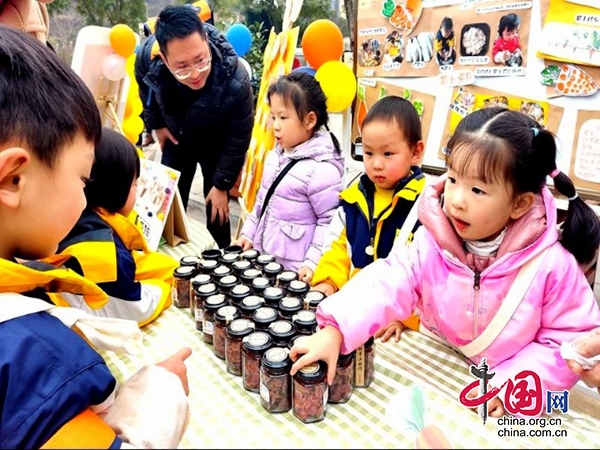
[172,58,212,80]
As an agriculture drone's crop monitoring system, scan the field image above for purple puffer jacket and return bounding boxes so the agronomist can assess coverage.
[241,130,345,271]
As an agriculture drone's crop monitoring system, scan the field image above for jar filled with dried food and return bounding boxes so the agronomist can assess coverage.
[202,294,228,345]
[292,360,328,424]
[262,286,285,308]
[328,352,354,404]
[292,309,317,336]
[263,262,283,284]
[268,319,297,348]
[179,255,200,271]
[198,258,219,275]
[252,306,278,330]
[231,259,253,276]
[251,276,271,295]
[225,318,255,375]
[240,268,262,286]
[193,281,218,330]
[212,264,233,279]
[239,295,265,320]
[219,252,240,266]
[286,280,310,298]
[240,248,259,263]
[201,249,222,261]
[213,305,240,360]
[216,274,239,295]
[189,273,213,317]
[353,337,375,388]
[278,296,303,321]
[303,290,326,310]
[228,283,251,305]
[224,244,243,255]
[255,254,276,270]
[276,270,298,288]
[172,265,195,309]
[260,347,292,413]
[242,331,272,392]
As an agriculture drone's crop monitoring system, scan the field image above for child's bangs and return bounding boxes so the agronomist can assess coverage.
[446,136,512,185]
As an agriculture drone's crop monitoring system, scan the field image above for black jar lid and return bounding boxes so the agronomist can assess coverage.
[226,318,255,338]
[261,347,292,371]
[364,336,375,348]
[277,270,298,284]
[303,290,326,309]
[251,276,271,291]
[220,253,240,266]
[239,295,265,315]
[191,273,213,288]
[262,286,285,305]
[240,249,259,261]
[240,268,262,283]
[231,260,253,273]
[229,284,251,302]
[224,244,243,255]
[212,265,233,278]
[252,306,278,326]
[338,351,355,366]
[293,309,317,328]
[263,261,283,275]
[194,281,219,298]
[295,360,327,382]
[243,331,272,353]
[173,265,196,279]
[215,305,240,325]
[179,255,200,267]
[268,320,297,341]
[287,334,307,350]
[201,249,222,260]
[278,296,303,315]
[287,280,310,296]
[199,259,219,272]
[204,294,228,311]
[256,254,276,266]
[217,274,239,289]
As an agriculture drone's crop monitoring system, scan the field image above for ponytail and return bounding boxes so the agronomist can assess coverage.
[324,123,341,153]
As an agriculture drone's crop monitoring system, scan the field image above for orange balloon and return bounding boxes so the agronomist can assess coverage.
[301,19,344,70]
[110,24,137,58]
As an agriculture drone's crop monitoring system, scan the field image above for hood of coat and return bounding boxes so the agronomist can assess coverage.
[418,173,555,273]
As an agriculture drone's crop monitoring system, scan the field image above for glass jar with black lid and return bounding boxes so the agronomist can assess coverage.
[225,318,255,376]
[287,280,310,298]
[277,270,298,288]
[198,258,219,275]
[268,319,297,348]
[262,286,285,308]
[179,255,200,271]
[216,274,239,295]
[231,259,253,276]
[292,360,328,423]
[212,264,233,279]
[303,290,326,310]
[228,283,251,305]
[202,294,228,345]
[172,265,196,309]
[194,282,219,332]
[219,252,240,267]
[240,268,262,286]
[201,249,222,261]
[260,347,292,413]
[213,305,240,360]
[190,274,213,318]
[278,296,303,321]
[242,331,272,393]
[293,309,317,336]
[263,262,283,283]
[255,254,276,270]
[240,248,259,263]
[224,244,243,255]
[251,276,271,295]
[252,306,278,330]
[329,351,354,404]
[239,295,265,320]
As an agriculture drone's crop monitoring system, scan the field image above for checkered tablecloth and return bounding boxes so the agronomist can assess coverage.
[99,220,600,449]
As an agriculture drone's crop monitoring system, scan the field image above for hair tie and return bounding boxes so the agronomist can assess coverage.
[531,127,539,137]
[549,169,560,178]
[568,193,578,201]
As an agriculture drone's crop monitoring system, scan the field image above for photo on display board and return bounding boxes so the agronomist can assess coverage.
[355,0,532,78]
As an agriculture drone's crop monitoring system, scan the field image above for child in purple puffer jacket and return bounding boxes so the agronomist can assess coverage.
[231,72,345,282]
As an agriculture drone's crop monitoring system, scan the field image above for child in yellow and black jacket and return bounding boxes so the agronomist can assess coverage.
[312,96,425,342]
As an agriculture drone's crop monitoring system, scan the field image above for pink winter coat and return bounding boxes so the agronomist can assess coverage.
[241,130,345,271]
[318,175,600,403]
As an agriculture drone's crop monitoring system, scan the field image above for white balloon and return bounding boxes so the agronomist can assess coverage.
[102,53,127,81]
[238,57,252,79]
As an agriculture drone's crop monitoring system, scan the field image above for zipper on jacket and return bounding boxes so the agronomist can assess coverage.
[473,270,481,290]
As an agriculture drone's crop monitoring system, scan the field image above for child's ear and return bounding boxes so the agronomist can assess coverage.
[510,192,536,220]
[304,111,318,131]
[0,147,30,209]
[411,140,425,164]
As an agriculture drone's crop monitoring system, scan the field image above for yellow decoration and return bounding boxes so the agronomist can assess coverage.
[109,24,137,58]
[123,115,144,144]
[315,60,357,113]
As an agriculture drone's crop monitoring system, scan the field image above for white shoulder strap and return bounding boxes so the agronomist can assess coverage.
[396,174,428,247]
[458,248,549,358]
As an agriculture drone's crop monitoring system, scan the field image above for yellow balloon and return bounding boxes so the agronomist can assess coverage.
[315,61,357,113]
[110,24,137,58]
[123,115,144,143]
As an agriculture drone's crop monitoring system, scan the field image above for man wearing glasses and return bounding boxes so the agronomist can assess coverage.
[135,4,254,248]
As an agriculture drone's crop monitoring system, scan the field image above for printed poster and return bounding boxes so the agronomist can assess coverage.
[569,110,600,192]
[133,158,181,250]
[350,78,436,162]
[439,85,565,160]
[356,0,532,78]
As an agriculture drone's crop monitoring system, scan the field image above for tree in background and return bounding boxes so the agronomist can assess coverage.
[48,0,146,29]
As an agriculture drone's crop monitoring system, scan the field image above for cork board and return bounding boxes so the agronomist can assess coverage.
[569,110,600,192]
